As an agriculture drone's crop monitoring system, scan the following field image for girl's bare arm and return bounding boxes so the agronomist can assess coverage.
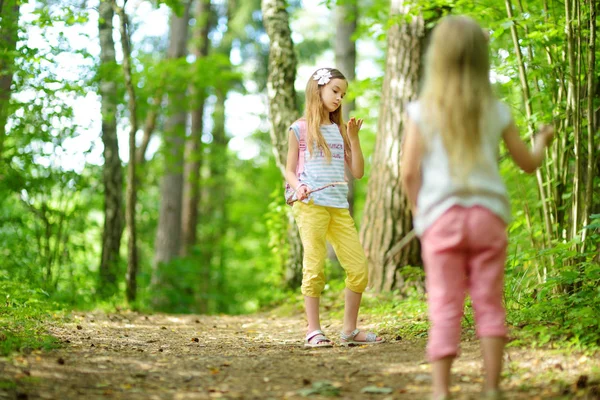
[502,122,553,173]
[285,130,310,199]
[347,117,365,179]
[400,118,424,213]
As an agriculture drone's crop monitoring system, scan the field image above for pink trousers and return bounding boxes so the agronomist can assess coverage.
[421,205,508,361]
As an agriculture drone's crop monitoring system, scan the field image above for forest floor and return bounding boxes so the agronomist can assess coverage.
[0,309,599,400]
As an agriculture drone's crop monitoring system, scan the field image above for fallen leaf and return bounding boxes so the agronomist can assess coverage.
[360,386,393,394]
[297,381,341,397]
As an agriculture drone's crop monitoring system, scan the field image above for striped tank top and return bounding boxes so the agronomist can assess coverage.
[291,121,348,208]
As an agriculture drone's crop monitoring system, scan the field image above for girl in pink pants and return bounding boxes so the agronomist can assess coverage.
[400,16,554,400]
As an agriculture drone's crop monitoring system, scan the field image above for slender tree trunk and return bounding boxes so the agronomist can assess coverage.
[517,0,559,238]
[205,87,228,313]
[181,0,211,258]
[335,0,357,215]
[0,0,19,160]
[202,0,234,312]
[582,0,596,247]
[152,1,192,307]
[261,0,303,289]
[98,0,124,298]
[541,0,567,233]
[326,0,359,266]
[359,0,425,292]
[136,93,163,165]
[261,0,297,176]
[505,0,555,276]
[565,0,582,245]
[516,0,543,105]
[113,0,139,303]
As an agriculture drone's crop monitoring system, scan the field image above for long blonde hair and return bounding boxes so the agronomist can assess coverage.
[421,15,493,179]
[304,68,351,162]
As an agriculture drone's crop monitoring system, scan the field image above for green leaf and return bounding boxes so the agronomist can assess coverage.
[298,381,341,397]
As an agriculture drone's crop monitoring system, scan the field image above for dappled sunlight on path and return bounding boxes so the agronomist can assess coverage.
[0,311,597,399]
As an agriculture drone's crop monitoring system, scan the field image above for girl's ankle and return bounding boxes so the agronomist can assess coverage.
[341,327,355,335]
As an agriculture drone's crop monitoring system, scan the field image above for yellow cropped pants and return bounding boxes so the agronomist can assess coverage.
[292,201,368,297]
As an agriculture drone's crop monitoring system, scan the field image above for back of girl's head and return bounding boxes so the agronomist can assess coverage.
[421,15,493,179]
[425,15,490,86]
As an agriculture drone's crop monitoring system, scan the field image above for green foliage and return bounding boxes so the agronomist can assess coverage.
[219,152,292,313]
[506,214,600,349]
[265,189,291,280]
[368,290,430,340]
[0,276,63,356]
[1,0,102,311]
[152,0,186,16]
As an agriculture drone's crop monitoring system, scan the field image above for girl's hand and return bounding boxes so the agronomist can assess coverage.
[296,184,310,201]
[537,125,554,147]
[347,117,363,141]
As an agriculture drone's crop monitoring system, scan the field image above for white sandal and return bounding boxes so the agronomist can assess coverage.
[304,329,333,348]
[340,328,384,346]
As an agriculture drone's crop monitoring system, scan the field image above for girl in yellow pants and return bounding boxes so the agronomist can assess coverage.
[285,68,384,348]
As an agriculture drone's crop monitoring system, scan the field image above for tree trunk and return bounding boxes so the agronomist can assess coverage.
[334,0,357,216]
[565,0,582,245]
[204,87,228,313]
[0,0,19,159]
[181,0,211,258]
[261,0,303,289]
[359,0,425,292]
[505,0,553,276]
[582,0,596,247]
[152,1,192,307]
[326,0,359,266]
[136,94,162,165]
[201,0,234,312]
[98,0,124,298]
[113,0,139,303]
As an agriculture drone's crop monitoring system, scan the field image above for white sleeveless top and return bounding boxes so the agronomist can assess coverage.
[406,100,513,236]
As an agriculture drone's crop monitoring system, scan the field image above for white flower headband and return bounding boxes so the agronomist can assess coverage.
[313,69,332,85]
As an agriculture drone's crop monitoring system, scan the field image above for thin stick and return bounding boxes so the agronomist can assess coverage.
[286,182,348,205]
[384,230,416,264]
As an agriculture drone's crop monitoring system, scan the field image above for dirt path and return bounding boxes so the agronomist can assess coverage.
[0,311,598,399]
